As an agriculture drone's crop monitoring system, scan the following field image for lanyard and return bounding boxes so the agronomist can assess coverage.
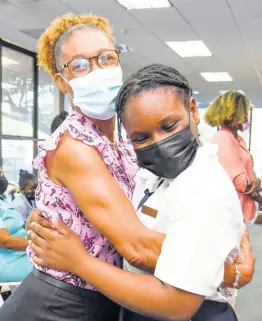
[136,179,164,211]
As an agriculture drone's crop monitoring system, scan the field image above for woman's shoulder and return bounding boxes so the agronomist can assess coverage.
[212,127,237,146]
[33,112,106,170]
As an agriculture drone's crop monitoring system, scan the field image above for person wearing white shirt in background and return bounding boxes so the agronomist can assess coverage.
[27,64,254,321]
[12,171,37,222]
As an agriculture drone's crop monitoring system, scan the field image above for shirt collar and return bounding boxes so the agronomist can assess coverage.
[134,168,172,193]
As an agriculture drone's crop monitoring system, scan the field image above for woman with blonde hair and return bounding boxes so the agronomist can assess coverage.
[205,91,262,221]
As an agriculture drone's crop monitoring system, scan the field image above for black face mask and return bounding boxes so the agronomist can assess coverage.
[27,194,35,201]
[135,125,199,179]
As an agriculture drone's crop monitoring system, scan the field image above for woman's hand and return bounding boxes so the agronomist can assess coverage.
[255,177,261,189]
[28,220,87,274]
[245,178,261,195]
[223,227,255,289]
[26,209,54,232]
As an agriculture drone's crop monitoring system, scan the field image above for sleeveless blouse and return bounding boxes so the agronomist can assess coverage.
[28,110,138,289]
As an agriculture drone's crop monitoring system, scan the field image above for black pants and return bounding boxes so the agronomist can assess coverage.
[0,269,120,321]
[192,300,238,321]
[122,300,238,321]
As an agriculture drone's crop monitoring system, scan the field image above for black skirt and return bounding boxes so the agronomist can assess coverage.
[0,269,120,321]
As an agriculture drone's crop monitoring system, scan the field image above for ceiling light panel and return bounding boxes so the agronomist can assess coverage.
[166,41,212,57]
[117,0,171,10]
[201,72,233,82]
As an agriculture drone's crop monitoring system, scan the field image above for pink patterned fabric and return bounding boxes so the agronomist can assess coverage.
[28,110,138,289]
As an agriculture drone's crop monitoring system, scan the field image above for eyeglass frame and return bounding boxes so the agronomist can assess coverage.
[59,49,121,75]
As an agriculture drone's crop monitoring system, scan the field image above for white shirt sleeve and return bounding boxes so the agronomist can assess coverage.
[154,173,244,297]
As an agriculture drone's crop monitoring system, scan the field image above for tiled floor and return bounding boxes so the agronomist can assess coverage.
[236,223,262,321]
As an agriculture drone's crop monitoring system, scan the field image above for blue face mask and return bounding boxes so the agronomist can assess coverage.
[65,66,123,120]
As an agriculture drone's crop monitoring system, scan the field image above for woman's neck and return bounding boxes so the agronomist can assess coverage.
[73,107,116,143]
[223,125,238,138]
[91,117,116,143]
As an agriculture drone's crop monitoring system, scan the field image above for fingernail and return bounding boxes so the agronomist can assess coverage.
[27,231,31,236]
[28,240,32,245]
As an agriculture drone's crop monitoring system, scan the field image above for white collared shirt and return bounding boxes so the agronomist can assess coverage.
[124,144,244,302]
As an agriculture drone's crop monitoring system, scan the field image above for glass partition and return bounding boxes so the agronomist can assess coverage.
[38,68,60,139]
[0,39,62,184]
[2,46,34,137]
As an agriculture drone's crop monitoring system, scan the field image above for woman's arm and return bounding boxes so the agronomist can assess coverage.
[0,228,28,251]
[27,212,255,289]
[250,192,262,204]
[223,227,255,288]
[215,132,260,205]
[45,133,164,270]
[29,223,203,321]
[213,132,250,194]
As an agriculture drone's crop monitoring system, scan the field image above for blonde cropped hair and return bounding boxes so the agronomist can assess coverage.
[37,13,115,78]
[204,91,249,127]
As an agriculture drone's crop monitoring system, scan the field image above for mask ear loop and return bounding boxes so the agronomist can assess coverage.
[59,73,74,100]
[188,96,201,144]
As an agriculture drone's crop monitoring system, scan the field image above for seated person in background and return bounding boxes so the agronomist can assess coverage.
[12,171,37,222]
[51,111,68,134]
[0,169,32,283]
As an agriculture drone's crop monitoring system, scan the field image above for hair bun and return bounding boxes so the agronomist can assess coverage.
[19,169,28,177]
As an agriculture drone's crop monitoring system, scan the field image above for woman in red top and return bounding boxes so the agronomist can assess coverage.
[205,91,262,221]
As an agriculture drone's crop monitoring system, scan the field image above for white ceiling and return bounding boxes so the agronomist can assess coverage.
[1,0,262,108]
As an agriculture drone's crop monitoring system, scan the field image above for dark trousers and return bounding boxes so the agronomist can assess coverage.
[0,269,120,321]
[192,300,238,321]
[122,300,238,321]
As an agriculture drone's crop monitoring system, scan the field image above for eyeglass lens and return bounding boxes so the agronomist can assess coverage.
[68,50,119,77]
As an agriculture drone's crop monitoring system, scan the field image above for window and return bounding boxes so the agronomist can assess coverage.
[250,109,262,177]
[64,93,71,112]
[38,68,60,139]
[0,39,63,185]
[2,46,34,137]
[2,140,34,184]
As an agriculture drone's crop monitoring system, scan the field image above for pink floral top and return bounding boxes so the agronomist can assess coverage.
[28,110,138,289]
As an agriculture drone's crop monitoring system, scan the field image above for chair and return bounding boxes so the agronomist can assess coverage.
[0,282,21,303]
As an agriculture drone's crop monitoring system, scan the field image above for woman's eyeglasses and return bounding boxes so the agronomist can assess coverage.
[60,49,121,78]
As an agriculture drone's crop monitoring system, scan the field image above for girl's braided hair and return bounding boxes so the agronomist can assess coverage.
[115,64,193,139]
